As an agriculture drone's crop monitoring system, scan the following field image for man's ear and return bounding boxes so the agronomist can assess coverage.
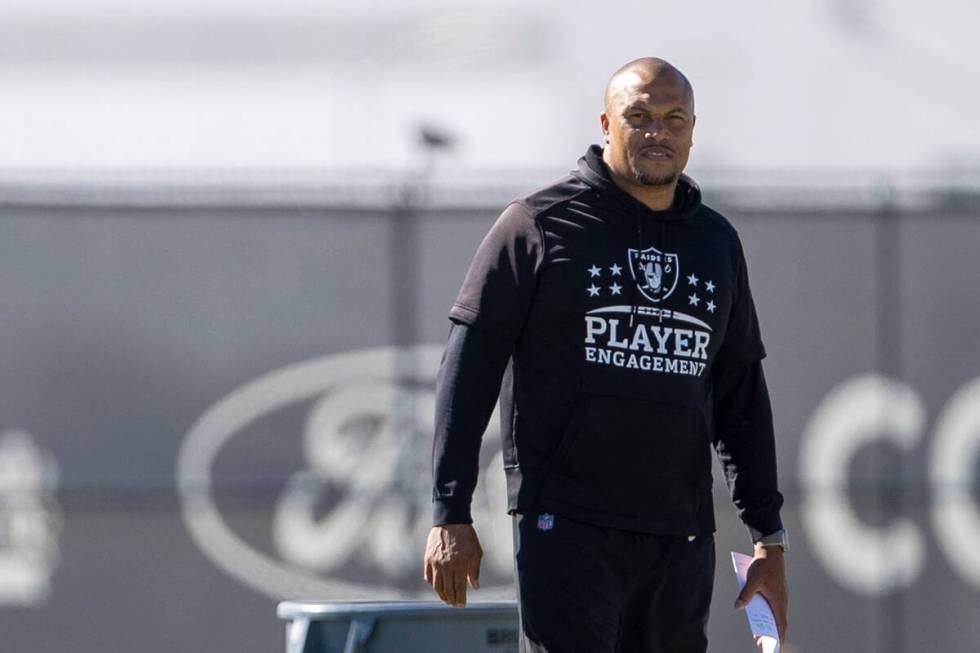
[599,112,610,142]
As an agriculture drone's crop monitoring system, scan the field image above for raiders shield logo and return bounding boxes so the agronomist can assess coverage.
[628,246,680,303]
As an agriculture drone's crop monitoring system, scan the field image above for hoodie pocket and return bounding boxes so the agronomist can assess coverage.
[548,393,711,523]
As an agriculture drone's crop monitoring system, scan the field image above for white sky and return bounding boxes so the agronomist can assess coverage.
[0,0,976,175]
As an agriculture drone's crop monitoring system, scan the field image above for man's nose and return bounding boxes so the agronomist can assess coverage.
[644,123,666,139]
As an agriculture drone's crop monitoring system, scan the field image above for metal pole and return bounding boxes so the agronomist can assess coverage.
[873,181,904,653]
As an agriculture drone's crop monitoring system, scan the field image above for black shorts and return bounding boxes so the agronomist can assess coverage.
[513,513,714,653]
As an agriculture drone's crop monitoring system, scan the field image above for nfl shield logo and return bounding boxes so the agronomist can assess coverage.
[537,513,555,531]
[628,246,680,303]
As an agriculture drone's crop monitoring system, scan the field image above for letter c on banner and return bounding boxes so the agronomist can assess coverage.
[799,374,926,595]
[930,376,980,589]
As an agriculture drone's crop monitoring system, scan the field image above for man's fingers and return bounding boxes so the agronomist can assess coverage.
[771,599,788,641]
[432,567,450,606]
[768,602,788,640]
[423,559,432,584]
[756,585,788,641]
[453,569,468,607]
[734,580,759,609]
[430,566,441,599]
[467,554,481,590]
[442,568,455,606]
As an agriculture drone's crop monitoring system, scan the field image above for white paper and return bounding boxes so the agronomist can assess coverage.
[731,552,780,653]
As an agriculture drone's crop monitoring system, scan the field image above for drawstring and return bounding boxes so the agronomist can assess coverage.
[630,211,642,327]
[659,220,667,324]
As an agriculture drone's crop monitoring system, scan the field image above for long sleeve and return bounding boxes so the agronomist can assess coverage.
[709,233,783,539]
[433,200,542,525]
[711,359,784,538]
[431,321,513,525]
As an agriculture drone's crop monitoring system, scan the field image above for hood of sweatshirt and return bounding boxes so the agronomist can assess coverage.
[572,144,702,223]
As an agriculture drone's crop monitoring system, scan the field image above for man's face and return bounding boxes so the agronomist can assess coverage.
[601,70,695,187]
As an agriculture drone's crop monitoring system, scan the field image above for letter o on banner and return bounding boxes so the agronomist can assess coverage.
[799,374,926,595]
[930,376,980,590]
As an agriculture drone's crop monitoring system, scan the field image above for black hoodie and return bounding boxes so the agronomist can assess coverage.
[432,145,784,537]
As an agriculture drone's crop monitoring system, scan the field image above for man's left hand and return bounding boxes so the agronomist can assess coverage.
[733,545,788,645]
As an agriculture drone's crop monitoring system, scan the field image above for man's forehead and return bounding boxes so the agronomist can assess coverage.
[607,69,693,110]
[624,88,690,107]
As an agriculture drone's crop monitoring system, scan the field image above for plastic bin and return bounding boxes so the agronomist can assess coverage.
[277,600,519,653]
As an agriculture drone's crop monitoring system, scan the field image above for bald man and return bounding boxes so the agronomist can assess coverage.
[425,58,788,652]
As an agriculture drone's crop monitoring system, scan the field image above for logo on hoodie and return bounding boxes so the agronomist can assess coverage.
[583,250,715,378]
[627,246,679,303]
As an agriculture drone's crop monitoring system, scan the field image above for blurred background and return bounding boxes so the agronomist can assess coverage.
[0,0,977,651]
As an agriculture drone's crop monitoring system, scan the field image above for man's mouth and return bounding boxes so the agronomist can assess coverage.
[639,146,673,160]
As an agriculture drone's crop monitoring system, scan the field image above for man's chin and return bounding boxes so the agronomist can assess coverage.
[633,170,678,187]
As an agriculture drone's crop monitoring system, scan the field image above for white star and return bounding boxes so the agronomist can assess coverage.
[705,280,716,293]
[609,263,623,276]
[588,265,602,277]
[587,284,601,297]
[688,293,700,306]
[706,300,717,313]
[609,283,622,295]
[687,273,699,286]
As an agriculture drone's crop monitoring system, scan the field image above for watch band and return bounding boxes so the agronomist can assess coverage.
[752,528,789,553]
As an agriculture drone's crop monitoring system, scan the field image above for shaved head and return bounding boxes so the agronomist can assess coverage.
[600,58,697,203]
[604,57,694,115]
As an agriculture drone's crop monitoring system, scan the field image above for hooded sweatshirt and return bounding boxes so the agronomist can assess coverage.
[432,145,784,537]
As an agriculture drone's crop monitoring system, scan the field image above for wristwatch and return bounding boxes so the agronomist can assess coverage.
[750,528,789,553]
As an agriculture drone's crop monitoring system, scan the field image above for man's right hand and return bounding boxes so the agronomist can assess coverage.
[423,524,483,608]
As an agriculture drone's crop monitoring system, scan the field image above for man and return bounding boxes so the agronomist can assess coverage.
[423,57,788,653]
